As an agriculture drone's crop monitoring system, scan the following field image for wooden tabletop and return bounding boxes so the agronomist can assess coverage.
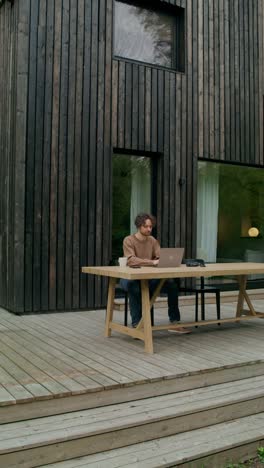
[82,263,264,280]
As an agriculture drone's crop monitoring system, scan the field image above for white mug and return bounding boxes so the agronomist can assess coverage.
[118,257,127,267]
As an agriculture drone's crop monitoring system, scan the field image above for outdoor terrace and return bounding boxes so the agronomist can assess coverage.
[0,295,264,467]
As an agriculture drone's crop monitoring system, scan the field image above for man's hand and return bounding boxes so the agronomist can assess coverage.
[153,259,159,266]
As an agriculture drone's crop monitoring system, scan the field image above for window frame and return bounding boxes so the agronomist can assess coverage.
[113,0,185,73]
[111,149,159,262]
[197,158,264,289]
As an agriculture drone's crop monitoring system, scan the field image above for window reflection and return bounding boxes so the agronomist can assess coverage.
[114,1,180,69]
[197,161,264,283]
[112,154,152,261]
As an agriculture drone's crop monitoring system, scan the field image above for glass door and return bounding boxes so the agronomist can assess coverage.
[112,153,154,262]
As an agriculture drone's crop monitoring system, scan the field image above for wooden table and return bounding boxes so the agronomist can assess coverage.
[82,263,264,353]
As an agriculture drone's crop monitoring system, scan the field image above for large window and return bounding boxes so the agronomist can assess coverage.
[112,153,155,262]
[114,0,185,72]
[197,161,264,283]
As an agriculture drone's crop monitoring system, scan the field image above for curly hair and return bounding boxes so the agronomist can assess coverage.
[134,213,156,229]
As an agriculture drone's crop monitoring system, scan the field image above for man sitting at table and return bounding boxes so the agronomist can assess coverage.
[120,212,190,334]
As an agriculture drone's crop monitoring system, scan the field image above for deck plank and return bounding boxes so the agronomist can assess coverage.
[39,414,264,468]
[0,339,75,396]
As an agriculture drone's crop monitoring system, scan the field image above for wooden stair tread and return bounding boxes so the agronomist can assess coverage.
[1,375,264,454]
[40,413,264,467]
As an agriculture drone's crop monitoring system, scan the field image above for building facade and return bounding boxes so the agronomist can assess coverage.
[0,0,264,313]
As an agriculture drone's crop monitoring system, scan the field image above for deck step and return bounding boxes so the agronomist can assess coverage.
[1,375,264,467]
[40,413,264,467]
[3,361,264,425]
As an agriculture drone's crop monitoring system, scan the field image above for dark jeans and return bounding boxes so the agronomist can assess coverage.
[119,278,181,327]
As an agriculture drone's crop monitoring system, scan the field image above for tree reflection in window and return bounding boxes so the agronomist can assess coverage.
[112,154,152,262]
[114,0,184,71]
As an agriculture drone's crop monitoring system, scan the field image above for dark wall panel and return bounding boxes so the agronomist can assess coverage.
[0,1,19,310]
[23,0,113,311]
[194,0,264,164]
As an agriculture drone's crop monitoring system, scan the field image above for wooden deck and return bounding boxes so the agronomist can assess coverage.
[0,297,264,413]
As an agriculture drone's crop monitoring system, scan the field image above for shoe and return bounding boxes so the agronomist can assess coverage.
[132,323,140,339]
[168,326,191,334]
[132,323,139,328]
[170,320,181,325]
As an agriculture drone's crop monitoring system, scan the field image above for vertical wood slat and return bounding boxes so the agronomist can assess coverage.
[174,73,182,248]
[24,0,38,312]
[151,68,158,153]
[197,0,204,158]
[8,0,19,311]
[64,0,77,310]
[72,0,85,309]
[185,0,194,257]
[95,0,106,306]
[138,65,145,150]
[259,0,264,165]
[41,0,54,311]
[13,1,30,312]
[33,1,47,311]
[0,3,17,309]
[131,64,139,149]
[0,5,6,306]
[79,0,91,308]
[229,0,235,161]
[219,0,225,160]
[169,72,176,245]
[224,0,230,161]
[145,67,151,152]
[208,0,215,159]
[162,71,170,243]
[233,0,240,162]
[243,0,250,163]
[253,0,259,165]
[239,0,245,163]
[87,0,99,308]
[49,0,62,311]
[248,0,255,163]
[57,0,69,310]
[214,0,220,160]
[192,0,198,163]
[102,0,113,305]
[180,73,187,248]
[203,0,209,159]
[125,62,132,149]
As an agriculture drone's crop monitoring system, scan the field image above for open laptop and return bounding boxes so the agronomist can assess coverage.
[158,248,184,268]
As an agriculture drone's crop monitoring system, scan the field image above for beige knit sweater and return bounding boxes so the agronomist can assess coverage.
[123,234,160,267]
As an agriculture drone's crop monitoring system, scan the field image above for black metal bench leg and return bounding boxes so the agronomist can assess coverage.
[151,307,154,326]
[216,290,221,325]
[201,291,205,320]
[195,291,199,326]
[124,292,128,326]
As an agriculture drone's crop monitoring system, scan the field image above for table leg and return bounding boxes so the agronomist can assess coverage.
[104,277,116,337]
[236,275,257,318]
[141,279,154,354]
[236,275,246,318]
[136,279,166,331]
[239,276,257,316]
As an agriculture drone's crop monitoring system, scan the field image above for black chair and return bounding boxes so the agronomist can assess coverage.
[115,285,154,326]
[180,277,221,323]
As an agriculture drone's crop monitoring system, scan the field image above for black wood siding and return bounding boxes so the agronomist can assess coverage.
[0,0,263,312]
[0,1,19,311]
